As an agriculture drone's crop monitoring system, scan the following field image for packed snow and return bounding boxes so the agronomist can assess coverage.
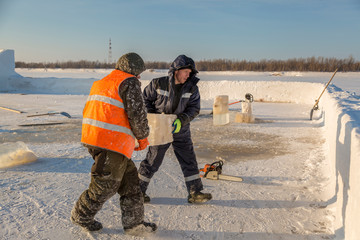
[1,49,360,239]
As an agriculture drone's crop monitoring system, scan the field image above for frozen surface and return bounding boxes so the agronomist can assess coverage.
[0,93,333,240]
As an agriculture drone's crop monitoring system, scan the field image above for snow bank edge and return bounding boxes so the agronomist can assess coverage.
[323,87,360,239]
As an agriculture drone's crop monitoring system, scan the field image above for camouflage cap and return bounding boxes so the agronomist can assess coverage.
[115,52,146,76]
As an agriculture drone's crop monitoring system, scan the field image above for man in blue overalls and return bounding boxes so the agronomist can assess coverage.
[138,54,212,204]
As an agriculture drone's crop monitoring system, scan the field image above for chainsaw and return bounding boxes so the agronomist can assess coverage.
[199,160,243,182]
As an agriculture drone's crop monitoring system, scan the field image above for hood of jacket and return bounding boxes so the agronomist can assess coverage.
[168,55,199,86]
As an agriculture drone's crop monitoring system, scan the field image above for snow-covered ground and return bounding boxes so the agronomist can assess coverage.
[1,50,360,239]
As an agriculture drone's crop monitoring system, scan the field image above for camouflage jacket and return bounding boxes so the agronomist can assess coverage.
[119,77,149,140]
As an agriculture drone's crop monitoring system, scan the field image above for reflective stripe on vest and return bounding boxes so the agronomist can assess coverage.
[81,70,136,159]
[82,118,135,139]
[86,94,125,109]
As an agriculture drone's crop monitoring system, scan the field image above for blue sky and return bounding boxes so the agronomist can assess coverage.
[1,0,359,63]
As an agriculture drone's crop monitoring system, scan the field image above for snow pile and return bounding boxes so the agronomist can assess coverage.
[6,74,95,95]
[3,73,323,104]
[321,86,360,239]
[0,49,22,92]
[0,141,37,168]
[198,80,322,104]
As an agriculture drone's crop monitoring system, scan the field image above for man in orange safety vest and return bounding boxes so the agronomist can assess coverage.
[70,52,157,236]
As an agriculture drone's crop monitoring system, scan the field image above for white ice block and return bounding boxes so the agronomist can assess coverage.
[0,141,37,169]
[234,102,255,123]
[147,113,177,146]
[213,95,229,125]
[242,102,253,115]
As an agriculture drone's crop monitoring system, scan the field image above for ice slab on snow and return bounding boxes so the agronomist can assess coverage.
[235,102,255,123]
[147,113,177,145]
[213,95,230,125]
[0,141,37,169]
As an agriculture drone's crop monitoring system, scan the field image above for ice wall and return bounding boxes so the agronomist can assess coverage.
[7,76,94,94]
[0,49,94,94]
[321,87,360,240]
[0,49,21,92]
[1,76,323,102]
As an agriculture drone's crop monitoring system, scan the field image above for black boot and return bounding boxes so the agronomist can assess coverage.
[124,221,157,236]
[70,216,103,232]
[187,191,212,204]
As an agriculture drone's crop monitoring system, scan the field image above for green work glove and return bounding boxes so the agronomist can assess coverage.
[172,118,181,134]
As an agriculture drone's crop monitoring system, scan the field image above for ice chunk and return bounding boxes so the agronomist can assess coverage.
[213,95,229,125]
[0,141,37,169]
[147,113,177,146]
[234,102,255,123]
[242,102,253,115]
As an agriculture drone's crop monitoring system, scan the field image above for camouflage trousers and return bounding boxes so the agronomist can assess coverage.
[71,147,144,229]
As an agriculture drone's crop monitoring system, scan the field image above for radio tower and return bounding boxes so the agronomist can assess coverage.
[108,38,112,64]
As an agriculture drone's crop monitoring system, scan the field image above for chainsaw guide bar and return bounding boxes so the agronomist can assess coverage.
[200,160,243,182]
[205,171,243,182]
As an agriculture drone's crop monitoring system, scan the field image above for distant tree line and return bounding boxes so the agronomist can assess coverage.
[196,56,360,72]
[15,56,360,72]
[15,60,114,69]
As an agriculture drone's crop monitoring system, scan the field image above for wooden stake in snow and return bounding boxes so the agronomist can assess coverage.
[310,68,338,120]
[27,111,71,118]
[0,106,24,114]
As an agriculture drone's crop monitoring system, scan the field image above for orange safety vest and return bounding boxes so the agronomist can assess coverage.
[81,70,136,159]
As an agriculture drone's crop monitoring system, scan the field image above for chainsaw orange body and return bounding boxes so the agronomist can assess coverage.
[200,161,223,178]
[199,160,243,182]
